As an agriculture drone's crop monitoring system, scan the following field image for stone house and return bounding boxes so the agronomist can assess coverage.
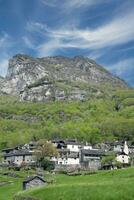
[80,149,105,170]
[51,139,107,170]
[113,141,124,152]
[23,175,46,190]
[3,150,36,166]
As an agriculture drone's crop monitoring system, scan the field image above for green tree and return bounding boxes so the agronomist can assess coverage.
[35,139,59,168]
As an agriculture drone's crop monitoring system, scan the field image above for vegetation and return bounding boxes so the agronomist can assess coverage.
[14,167,134,200]
[0,89,133,150]
[0,168,54,200]
[34,139,58,169]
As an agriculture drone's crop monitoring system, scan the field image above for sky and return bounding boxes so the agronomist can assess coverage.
[0,0,134,86]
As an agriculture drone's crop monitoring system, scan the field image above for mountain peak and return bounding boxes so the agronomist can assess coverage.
[0,54,129,101]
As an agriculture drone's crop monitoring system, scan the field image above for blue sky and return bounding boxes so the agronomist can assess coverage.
[0,0,134,86]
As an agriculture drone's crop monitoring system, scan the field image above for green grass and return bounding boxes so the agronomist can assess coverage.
[0,167,134,200]
[16,167,134,200]
[0,169,36,200]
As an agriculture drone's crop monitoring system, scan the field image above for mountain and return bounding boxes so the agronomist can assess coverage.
[1,54,129,102]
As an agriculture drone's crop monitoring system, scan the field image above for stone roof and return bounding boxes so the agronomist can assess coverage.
[113,141,124,146]
[117,151,129,156]
[2,146,19,152]
[4,150,33,157]
[58,149,70,153]
[81,149,105,156]
[64,140,84,146]
[68,153,79,158]
[23,175,45,184]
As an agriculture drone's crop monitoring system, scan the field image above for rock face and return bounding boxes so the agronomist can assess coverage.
[0,54,129,101]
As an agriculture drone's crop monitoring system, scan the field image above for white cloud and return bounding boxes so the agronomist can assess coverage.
[22,36,35,49]
[0,32,10,48]
[0,32,14,77]
[108,58,134,86]
[63,0,106,9]
[37,38,63,56]
[24,1,134,65]
[27,7,134,56]
[109,58,134,77]
[40,0,57,7]
[0,58,8,77]
[26,22,46,33]
[41,0,107,9]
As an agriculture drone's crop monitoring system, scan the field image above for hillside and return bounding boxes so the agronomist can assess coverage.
[0,88,134,150]
[1,54,128,101]
[0,55,133,149]
[14,167,134,200]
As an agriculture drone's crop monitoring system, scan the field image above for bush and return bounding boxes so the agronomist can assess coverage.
[41,159,55,171]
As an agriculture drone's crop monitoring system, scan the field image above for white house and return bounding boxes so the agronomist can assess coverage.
[51,147,80,166]
[65,141,82,153]
[116,141,130,164]
[116,153,130,164]
[83,142,92,150]
[55,156,80,166]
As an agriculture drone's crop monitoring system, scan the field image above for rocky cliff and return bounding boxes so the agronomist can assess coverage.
[1,54,129,101]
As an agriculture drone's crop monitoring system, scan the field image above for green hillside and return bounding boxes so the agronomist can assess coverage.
[0,89,134,149]
[15,167,134,200]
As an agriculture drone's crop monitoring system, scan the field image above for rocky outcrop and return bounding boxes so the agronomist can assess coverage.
[1,54,129,101]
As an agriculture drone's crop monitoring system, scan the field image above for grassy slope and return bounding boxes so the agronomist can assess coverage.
[16,167,134,200]
[0,170,35,200]
[0,89,134,150]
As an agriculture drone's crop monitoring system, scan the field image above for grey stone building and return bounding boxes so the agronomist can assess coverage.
[23,175,46,190]
[80,149,105,170]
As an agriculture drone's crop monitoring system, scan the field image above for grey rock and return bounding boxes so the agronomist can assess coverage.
[0,54,129,101]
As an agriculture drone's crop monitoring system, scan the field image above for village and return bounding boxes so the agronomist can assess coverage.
[0,138,134,191]
[1,139,134,171]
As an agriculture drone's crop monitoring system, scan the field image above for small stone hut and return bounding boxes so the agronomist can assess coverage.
[23,175,46,190]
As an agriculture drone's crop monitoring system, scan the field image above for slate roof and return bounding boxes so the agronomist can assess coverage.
[117,151,129,156]
[23,175,46,184]
[3,150,33,157]
[64,140,84,146]
[113,141,124,146]
[81,149,105,156]
[2,147,19,152]
[58,148,70,153]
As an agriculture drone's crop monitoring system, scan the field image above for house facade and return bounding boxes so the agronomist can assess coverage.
[116,153,130,164]
[51,139,105,170]
[80,149,105,170]
[116,141,130,164]
[2,139,133,170]
[3,148,36,166]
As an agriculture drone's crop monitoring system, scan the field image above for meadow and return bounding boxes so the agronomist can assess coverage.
[15,167,134,200]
